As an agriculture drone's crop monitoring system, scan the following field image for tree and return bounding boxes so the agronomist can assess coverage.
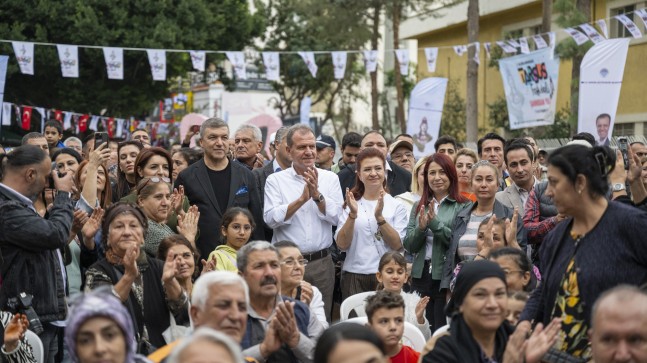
[0,0,265,117]
[369,0,383,132]
[440,79,467,141]
[465,0,479,143]
[542,0,553,33]
[487,95,572,139]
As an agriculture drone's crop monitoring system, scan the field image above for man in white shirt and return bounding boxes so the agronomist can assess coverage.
[264,124,343,322]
[496,139,536,214]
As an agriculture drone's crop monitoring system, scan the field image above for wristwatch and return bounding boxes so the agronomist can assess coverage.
[613,183,626,192]
[313,193,325,203]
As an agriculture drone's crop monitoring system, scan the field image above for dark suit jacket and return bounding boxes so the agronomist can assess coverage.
[336,160,412,199]
[252,161,276,241]
[174,158,264,258]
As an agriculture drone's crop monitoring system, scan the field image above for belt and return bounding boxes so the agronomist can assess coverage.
[303,248,329,262]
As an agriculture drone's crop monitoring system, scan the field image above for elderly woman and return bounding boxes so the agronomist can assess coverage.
[335,148,408,300]
[422,260,560,363]
[522,145,647,361]
[85,203,189,350]
[65,290,152,363]
[404,153,470,333]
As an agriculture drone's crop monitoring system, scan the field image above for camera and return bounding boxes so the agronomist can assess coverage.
[48,170,65,190]
[6,292,44,335]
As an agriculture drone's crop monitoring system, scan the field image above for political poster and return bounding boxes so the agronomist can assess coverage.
[406,77,447,158]
[499,47,559,129]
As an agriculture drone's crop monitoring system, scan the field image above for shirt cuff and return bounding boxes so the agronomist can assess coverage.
[1,341,21,355]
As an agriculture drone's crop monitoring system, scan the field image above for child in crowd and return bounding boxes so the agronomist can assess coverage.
[209,207,255,272]
[366,290,420,363]
[376,252,431,339]
[489,247,539,293]
[506,291,529,326]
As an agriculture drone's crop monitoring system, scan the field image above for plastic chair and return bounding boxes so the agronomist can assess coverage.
[24,330,44,363]
[339,291,375,320]
[341,317,426,352]
[432,324,449,337]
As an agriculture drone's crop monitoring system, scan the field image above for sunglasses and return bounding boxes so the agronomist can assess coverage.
[136,177,171,194]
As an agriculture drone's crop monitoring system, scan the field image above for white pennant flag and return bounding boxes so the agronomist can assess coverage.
[103,47,124,80]
[89,115,100,131]
[549,32,556,57]
[146,50,166,81]
[11,42,34,75]
[519,38,530,54]
[363,50,378,73]
[496,41,517,54]
[394,49,409,75]
[116,118,125,138]
[189,51,206,72]
[564,27,590,45]
[1,103,12,126]
[453,45,467,57]
[532,35,548,49]
[56,44,79,78]
[484,42,492,58]
[63,112,73,130]
[597,19,609,39]
[262,52,280,81]
[472,42,480,64]
[226,51,247,79]
[579,24,604,44]
[614,14,642,39]
[35,107,45,132]
[507,39,521,48]
[300,97,311,124]
[331,51,347,80]
[298,52,318,78]
[635,9,647,31]
[424,47,439,72]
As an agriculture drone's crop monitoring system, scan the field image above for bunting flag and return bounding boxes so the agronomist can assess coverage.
[262,52,280,81]
[300,97,311,124]
[579,24,604,44]
[225,51,247,79]
[107,117,115,138]
[53,109,63,123]
[564,27,589,45]
[532,35,548,49]
[453,45,467,57]
[424,47,438,72]
[331,51,347,80]
[21,106,32,130]
[472,42,480,64]
[394,49,409,75]
[78,114,89,133]
[11,41,34,75]
[146,50,166,81]
[597,19,609,38]
[298,52,318,78]
[549,32,556,57]
[189,51,206,72]
[519,38,530,54]
[634,9,647,30]
[103,47,124,80]
[507,39,521,49]
[614,14,642,39]
[363,50,378,73]
[484,42,492,58]
[116,118,125,138]
[2,103,12,126]
[63,111,73,130]
[496,41,516,54]
[35,107,45,132]
[56,44,79,78]
[89,115,100,131]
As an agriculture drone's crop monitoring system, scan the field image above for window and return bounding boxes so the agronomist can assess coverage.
[613,122,635,136]
[611,4,637,38]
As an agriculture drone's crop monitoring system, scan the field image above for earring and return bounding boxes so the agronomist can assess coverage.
[578,189,583,195]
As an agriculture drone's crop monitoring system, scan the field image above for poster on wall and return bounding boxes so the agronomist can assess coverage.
[406,77,448,158]
[499,47,560,129]
[577,38,630,146]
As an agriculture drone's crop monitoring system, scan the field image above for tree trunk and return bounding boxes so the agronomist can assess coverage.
[466,0,479,142]
[570,0,591,135]
[392,0,406,134]
[542,0,552,33]
[370,0,382,131]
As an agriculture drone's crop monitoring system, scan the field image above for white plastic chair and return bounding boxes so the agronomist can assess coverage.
[339,291,375,320]
[340,317,426,352]
[24,330,44,363]
[432,324,449,337]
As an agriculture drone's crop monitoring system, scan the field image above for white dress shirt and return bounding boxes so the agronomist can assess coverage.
[335,194,408,274]
[264,167,343,252]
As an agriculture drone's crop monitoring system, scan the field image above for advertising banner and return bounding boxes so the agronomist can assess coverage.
[406,77,447,158]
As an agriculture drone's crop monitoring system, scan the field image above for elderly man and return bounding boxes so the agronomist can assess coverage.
[63,136,83,155]
[388,139,415,172]
[238,241,324,363]
[589,285,647,363]
[235,124,265,170]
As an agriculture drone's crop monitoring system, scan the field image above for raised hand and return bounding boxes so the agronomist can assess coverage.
[502,320,528,363]
[71,209,89,236]
[4,313,29,352]
[122,244,140,279]
[89,142,111,167]
[505,208,520,248]
[162,249,180,283]
[374,190,385,221]
[254,153,266,169]
[274,301,300,348]
[525,319,561,363]
[415,296,430,324]
[345,188,358,216]
[260,319,282,358]
[303,167,319,198]
[200,255,218,275]
[81,208,104,246]
[299,281,314,305]
[177,205,199,244]
[170,185,186,216]
[477,214,496,258]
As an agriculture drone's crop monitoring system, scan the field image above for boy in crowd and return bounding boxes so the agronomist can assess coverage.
[366,291,420,363]
[44,120,65,152]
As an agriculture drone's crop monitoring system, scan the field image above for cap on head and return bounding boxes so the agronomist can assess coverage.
[316,134,336,150]
[389,139,413,155]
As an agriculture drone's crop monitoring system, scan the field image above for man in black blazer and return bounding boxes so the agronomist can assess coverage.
[337,130,412,199]
[175,118,264,258]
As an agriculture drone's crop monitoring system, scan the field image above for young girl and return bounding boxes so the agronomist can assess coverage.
[507,291,529,326]
[375,251,431,339]
[489,247,538,293]
[209,207,255,272]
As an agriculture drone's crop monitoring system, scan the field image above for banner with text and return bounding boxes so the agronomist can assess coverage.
[577,39,630,146]
[499,47,559,129]
[406,77,448,158]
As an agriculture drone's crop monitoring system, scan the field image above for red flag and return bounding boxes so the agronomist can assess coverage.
[78,114,89,133]
[53,109,63,123]
[107,117,115,138]
[21,106,32,130]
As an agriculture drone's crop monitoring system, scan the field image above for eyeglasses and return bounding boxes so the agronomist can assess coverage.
[280,258,308,268]
[136,177,171,194]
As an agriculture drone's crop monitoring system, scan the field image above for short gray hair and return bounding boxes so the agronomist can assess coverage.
[235,124,262,142]
[236,241,278,272]
[63,137,82,147]
[191,271,249,309]
[274,126,290,145]
[167,327,245,363]
[200,118,229,139]
[286,124,314,147]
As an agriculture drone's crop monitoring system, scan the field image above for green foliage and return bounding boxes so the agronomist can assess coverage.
[440,79,467,142]
[487,95,572,138]
[0,0,264,116]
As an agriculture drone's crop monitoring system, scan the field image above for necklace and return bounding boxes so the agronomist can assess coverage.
[359,199,386,256]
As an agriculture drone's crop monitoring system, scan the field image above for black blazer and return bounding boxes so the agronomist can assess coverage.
[252,161,276,241]
[336,160,412,199]
[175,158,264,258]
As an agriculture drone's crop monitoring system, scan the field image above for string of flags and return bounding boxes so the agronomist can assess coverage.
[3,11,647,82]
[0,102,157,139]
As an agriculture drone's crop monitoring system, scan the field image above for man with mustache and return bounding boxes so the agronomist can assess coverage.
[239,241,324,363]
[495,139,537,214]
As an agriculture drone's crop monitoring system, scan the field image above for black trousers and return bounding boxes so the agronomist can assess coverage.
[411,260,447,334]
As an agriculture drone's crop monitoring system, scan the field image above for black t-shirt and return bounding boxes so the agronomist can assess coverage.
[207,161,231,210]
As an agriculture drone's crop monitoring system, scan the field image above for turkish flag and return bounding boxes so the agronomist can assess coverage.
[107,117,115,138]
[21,106,32,130]
[78,114,89,133]
[53,109,63,123]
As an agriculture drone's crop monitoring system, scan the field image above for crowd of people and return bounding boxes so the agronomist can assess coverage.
[1,118,647,363]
